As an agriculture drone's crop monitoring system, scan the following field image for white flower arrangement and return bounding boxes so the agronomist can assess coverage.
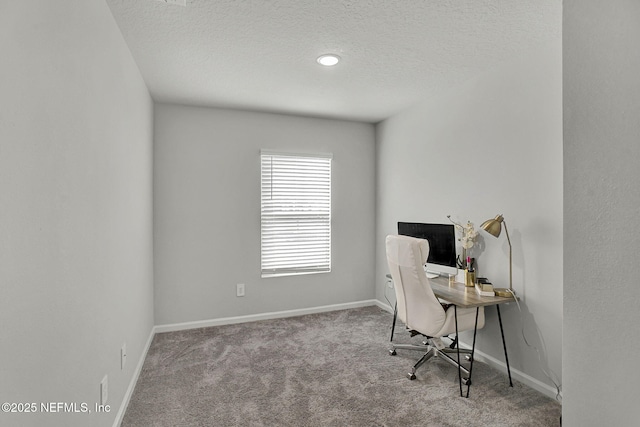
[447,215,479,268]
[447,215,478,248]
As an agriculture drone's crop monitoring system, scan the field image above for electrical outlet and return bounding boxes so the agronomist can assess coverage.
[121,343,127,370]
[100,375,108,405]
[236,283,245,297]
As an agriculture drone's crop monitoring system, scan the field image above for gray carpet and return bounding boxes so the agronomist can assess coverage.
[122,306,561,426]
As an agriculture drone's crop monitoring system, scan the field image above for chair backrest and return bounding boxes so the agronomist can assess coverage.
[386,234,446,336]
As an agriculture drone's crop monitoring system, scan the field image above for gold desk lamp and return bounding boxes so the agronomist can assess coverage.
[480,214,515,298]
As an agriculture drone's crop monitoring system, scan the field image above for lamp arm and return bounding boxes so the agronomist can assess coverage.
[503,221,512,291]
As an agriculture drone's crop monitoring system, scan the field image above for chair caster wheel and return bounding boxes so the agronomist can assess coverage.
[465,355,473,362]
[408,373,416,380]
[389,349,397,356]
[462,377,471,386]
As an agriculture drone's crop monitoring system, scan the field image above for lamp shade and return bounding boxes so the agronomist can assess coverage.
[481,214,504,238]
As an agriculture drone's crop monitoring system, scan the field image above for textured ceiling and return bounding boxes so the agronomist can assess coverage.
[105,0,560,123]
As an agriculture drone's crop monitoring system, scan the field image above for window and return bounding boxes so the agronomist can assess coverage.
[260,151,332,277]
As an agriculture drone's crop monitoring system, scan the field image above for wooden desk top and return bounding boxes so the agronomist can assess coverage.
[429,276,516,309]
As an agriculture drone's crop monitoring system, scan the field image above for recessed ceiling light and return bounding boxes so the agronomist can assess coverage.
[317,54,340,67]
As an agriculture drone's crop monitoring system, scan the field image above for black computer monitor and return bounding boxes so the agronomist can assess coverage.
[397,222,458,277]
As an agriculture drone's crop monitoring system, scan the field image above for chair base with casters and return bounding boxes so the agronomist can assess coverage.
[389,300,475,383]
[389,335,474,384]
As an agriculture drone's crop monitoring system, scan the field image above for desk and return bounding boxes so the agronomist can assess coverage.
[429,276,516,397]
[386,273,516,397]
[429,276,516,308]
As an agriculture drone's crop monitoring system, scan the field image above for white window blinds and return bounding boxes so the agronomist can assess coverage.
[261,151,332,277]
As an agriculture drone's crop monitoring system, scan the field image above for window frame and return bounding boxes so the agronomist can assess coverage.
[260,150,332,278]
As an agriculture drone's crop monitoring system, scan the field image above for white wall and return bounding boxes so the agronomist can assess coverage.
[376,38,563,394]
[0,1,154,426]
[154,104,376,325]
[563,1,640,425]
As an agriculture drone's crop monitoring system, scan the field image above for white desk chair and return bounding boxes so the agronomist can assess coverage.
[386,234,485,383]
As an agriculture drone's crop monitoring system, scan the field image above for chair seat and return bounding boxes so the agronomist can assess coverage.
[431,304,485,337]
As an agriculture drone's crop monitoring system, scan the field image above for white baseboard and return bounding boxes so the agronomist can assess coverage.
[374,300,394,314]
[154,299,379,333]
[112,327,155,427]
